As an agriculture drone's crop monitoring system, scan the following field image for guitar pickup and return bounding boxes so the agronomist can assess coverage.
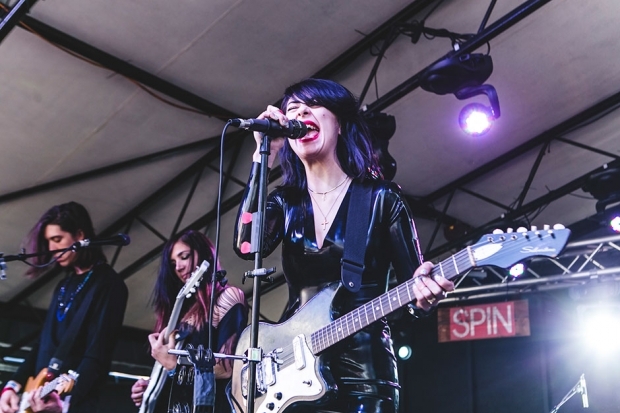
[262,357,276,386]
[293,335,306,370]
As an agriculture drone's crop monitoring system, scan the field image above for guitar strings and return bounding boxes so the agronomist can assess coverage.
[274,232,556,369]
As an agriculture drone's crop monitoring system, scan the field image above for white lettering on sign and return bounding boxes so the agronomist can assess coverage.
[450,302,515,340]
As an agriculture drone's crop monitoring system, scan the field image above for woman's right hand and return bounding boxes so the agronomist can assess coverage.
[130,378,149,407]
[0,389,19,413]
[252,105,288,167]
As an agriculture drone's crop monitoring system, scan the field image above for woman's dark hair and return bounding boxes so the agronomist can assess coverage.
[24,201,106,278]
[279,78,381,189]
[152,230,223,332]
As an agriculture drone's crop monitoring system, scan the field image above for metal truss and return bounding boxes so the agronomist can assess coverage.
[3,0,619,315]
[441,234,620,304]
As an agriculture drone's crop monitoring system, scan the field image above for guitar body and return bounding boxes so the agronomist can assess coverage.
[18,368,78,413]
[231,283,340,413]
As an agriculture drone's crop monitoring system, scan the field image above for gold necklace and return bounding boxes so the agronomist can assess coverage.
[309,177,350,231]
[308,175,349,201]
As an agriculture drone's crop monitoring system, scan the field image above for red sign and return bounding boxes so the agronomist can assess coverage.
[438,300,530,342]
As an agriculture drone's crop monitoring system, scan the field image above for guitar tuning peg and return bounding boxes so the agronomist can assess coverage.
[190,287,196,293]
[506,228,514,233]
[553,223,565,229]
[530,225,538,231]
[186,293,192,299]
[492,229,504,234]
[516,227,528,233]
[543,224,550,230]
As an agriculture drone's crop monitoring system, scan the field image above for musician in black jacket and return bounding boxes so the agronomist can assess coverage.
[130,230,247,413]
[0,201,128,413]
[232,79,454,413]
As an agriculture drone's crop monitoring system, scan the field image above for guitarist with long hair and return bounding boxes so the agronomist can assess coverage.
[130,230,247,413]
[232,79,455,413]
[0,201,128,413]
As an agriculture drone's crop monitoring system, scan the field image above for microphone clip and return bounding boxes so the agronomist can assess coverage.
[215,270,228,287]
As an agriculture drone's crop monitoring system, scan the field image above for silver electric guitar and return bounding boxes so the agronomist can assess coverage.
[230,227,571,413]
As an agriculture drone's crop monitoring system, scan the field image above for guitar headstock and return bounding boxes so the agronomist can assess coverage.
[177,260,210,299]
[471,224,571,269]
[56,370,79,395]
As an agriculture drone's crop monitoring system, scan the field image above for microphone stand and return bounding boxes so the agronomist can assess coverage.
[0,246,77,280]
[550,373,588,413]
[242,132,277,413]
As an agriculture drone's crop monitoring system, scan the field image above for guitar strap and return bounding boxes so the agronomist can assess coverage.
[48,268,100,377]
[341,180,372,293]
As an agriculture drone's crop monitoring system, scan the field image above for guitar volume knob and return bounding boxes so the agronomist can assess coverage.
[266,402,275,410]
[274,392,283,400]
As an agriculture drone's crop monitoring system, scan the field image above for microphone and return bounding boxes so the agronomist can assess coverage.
[580,374,589,408]
[73,233,131,248]
[229,118,307,139]
[0,260,6,280]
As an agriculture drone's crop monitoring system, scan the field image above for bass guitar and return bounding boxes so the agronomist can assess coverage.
[139,260,210,413]
[18,368,78,413]
[230,226,571,413]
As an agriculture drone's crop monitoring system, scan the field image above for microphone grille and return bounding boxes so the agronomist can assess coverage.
[289,119,307,139]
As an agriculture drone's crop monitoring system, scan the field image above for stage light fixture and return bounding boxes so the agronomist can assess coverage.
[583,165,620,213]
[455,84,500,136]
[420,53,500,136]
[578,304,620,355]
[459,102,494,136]
[509,263,525,277]
[397,345,412,360]
[610,215,620,233]
[365,111,397,180]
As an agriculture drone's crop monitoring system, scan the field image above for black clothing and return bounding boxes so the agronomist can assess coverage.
[153,302,248,413]
[233,163,424,413]
[13,263,128,413]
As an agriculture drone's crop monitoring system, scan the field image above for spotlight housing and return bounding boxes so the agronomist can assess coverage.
[420,53,500,135]
[365,112,397,180]
[420,53,493,95]
[582,166,620,213]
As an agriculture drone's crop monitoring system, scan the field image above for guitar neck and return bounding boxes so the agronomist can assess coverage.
[165,296,185,336]
[310,247,474,354]
[40,376,62,399]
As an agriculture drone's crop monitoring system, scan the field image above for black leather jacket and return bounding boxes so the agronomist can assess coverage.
[233,163,424,412]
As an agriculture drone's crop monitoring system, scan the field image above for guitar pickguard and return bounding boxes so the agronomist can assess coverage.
[231,284,340,413]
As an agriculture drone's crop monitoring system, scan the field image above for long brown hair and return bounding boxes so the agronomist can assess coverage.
[152,230,224,332]
[24,201,106,278]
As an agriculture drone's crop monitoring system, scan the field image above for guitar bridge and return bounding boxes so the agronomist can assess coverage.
[240,352,279,400]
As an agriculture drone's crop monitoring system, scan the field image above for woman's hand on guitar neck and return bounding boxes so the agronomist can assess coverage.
[148,327,178,371]
[411,261,455,312]
[0,388,19,413]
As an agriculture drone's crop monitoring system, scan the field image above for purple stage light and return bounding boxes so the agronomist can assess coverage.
[459,102,494,136]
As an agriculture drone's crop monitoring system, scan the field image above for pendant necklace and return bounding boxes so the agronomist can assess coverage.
[56,269,94,322]
[309,177,350,231]
[308,175,349,201]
